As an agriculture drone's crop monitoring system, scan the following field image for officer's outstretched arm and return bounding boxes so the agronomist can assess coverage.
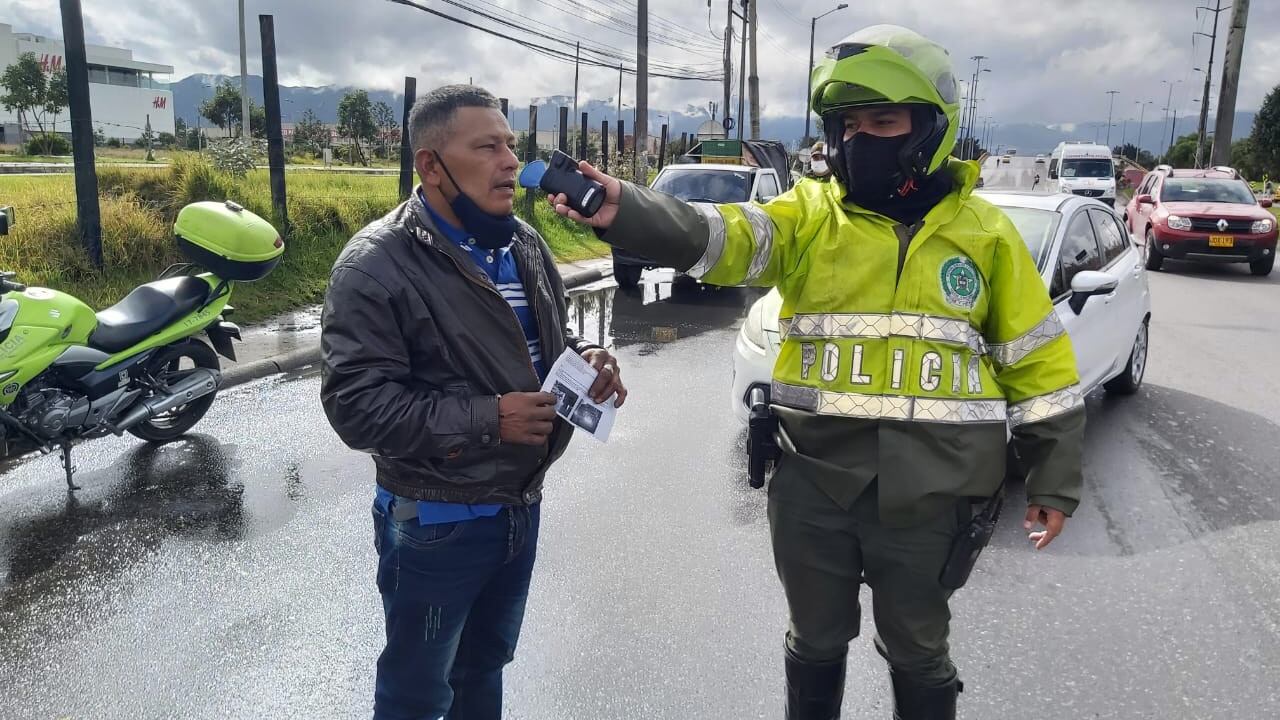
[983,218,1086,519]
[599,181,808,288]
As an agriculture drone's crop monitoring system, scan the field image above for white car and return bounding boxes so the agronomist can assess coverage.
[730,191,1152,422]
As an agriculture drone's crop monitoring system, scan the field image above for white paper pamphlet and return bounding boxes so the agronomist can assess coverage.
[541,348,617,442]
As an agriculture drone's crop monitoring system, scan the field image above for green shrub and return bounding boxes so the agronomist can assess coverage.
[24,133,71,156]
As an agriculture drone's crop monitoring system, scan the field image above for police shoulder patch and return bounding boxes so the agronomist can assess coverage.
[940,256,980,309]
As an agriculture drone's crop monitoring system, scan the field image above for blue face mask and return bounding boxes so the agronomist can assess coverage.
[433,152,520,250]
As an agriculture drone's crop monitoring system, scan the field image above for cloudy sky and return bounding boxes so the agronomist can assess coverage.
[7,0,1280,124]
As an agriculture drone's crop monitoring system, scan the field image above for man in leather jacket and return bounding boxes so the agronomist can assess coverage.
[320,84,626,720]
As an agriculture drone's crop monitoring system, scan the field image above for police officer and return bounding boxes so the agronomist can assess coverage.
[551,25,1083,720]
[807,141,832,179]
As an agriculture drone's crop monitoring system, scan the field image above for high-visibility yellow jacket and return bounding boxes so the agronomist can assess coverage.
[604,160,1084,525]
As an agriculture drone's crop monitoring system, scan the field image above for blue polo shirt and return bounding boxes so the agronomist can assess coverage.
[374,195,546,525]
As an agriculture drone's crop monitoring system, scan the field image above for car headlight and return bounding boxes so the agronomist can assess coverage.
[1167,215,1192,231]
[1252,218,1274,234]
[741,304,767,351]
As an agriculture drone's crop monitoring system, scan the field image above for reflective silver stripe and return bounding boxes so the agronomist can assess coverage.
[989,311,1066,368]
[772,381,1007,424]
[686,203,726,278]
[735,202,775,283]
[784,312,987,354]
[1008,385,1084,427]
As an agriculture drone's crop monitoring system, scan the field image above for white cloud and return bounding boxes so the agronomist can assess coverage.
[4,0,1278,123]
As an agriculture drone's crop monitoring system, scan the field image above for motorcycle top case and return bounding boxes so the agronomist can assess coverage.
[174,200,284,282]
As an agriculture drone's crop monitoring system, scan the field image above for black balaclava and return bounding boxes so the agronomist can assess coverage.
[825,104,953,225]
[433,152,520,250]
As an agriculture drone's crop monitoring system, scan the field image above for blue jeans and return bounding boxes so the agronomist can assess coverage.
[372,499,540,720]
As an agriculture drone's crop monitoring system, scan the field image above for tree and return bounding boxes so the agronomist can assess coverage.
[1161,132,1201,169]
[372,100,399,159]
[291,108,329,157]
[1114,143,1157,168]
[1230,137,1261,179]
[338,90,376,166]
[1,53,60,152]
[249,104,267,140]
[200,80,240,134]
[45,66,68,135]
[1249,84,1280,181]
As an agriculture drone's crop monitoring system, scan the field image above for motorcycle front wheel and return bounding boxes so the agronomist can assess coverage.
[127,339,221,443]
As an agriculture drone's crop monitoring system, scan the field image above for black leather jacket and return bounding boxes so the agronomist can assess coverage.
[320,191,595,505]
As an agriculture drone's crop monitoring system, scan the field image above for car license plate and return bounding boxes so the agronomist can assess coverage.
[1209,235,1235,248]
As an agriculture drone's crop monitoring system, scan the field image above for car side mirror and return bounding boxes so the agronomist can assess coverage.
[1068,270,1118,315]
[1261,197,1274,209]
[1137,194,1154,205]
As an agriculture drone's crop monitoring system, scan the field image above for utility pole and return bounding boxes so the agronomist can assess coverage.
[573,41,580,132]
[618,63,623,126]
[259,14,287,232]
[635,0,649,184]
[59,0,102,268]
[400,77,417,200]
[1210,0,1250,165]
[239,0,251,139]
[963,57,987,159]
[1195,0,1226,167]
[1105,90,1119,148]
[736,0,748,141]
[1135,100,1150,162]
[723,0,733,130]
[748,0,760,140]
[1160,80,1179,157]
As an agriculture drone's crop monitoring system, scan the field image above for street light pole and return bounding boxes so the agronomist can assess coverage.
[804,3,848,146]
[1135,100,1151,162]
[1105,90,1119,148]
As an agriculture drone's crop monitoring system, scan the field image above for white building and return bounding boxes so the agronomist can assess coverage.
[0,23,174,143]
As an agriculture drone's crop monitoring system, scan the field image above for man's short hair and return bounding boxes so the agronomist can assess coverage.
[409,85,502,153]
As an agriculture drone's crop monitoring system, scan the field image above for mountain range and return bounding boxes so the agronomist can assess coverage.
[171,74,1258,157]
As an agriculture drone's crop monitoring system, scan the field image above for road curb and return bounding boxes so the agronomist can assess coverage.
[220,262,612,390]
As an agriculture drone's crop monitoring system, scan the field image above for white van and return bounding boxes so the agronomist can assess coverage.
[1047,142,1116,202]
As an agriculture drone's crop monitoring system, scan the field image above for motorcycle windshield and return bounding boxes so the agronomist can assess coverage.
[0,298,17,344]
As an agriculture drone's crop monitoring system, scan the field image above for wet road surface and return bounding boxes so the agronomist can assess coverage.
[2,267,1279,719]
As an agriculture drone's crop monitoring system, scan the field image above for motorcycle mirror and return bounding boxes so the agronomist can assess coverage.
[0,206,12,236]
[519,160,547,189]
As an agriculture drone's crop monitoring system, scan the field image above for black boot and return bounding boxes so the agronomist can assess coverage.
[889,669,962,720]
[784,646,846,719]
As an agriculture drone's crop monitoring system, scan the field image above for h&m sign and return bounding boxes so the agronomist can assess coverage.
[38,54,64,73]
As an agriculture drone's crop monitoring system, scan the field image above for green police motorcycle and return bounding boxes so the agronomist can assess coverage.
[0,200,284,488]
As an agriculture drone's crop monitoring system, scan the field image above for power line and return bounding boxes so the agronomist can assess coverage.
[523,0,723,58]
[767,0,807,28]
[594,0,722,49]
[448,0,721,71]
[384,0,721,81]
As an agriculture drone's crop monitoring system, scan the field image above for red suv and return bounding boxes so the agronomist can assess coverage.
[1125,166,1277,276]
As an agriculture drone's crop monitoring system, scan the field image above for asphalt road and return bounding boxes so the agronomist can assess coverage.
[2,266,1279,719]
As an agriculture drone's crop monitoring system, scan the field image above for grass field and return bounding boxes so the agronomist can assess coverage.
[0,158,605,323]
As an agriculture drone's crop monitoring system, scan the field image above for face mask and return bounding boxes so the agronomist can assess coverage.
[434,152,519,250]
[839,132,911,204]
[810,158,829,176]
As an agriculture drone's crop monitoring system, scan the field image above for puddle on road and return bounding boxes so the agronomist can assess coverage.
[567,271,765,354]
